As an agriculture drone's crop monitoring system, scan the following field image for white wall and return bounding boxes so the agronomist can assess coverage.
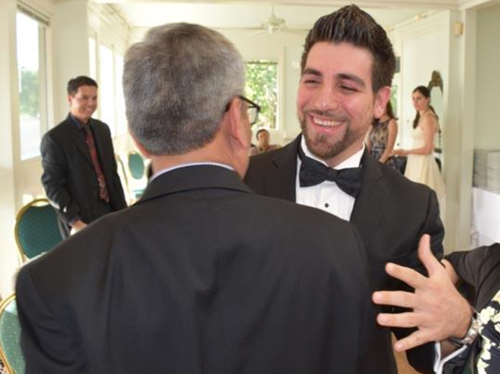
[0,0,21,299]
[390,12,448,150]
[475,3,500,150]
[400,32,447,147]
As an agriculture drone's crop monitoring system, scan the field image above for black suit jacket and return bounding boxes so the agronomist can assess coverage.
[245,135,445,374]
[40,115,127,230]
[17,165,375,374]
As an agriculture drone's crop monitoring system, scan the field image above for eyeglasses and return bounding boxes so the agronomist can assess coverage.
[239,95,261,126]
[225,95,261,126]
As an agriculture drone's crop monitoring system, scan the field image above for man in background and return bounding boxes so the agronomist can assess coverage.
[17,23,374,374]
[40,76,127,237]
[250,128,281,155]
[245,5,472,373]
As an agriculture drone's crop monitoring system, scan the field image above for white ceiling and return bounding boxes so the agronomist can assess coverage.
[99,1,459,31]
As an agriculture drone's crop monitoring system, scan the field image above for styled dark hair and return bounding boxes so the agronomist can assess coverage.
[256,128,269,140]
[301,5,396,92]
[123,23,244,155]
[412,85,437,129]
[67,76,98,96]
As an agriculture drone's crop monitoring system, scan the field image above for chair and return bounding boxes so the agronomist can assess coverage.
[0,294,25,374]
[127,151,147,200]
[14,198,63,263]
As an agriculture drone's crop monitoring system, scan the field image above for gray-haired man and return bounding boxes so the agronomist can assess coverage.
[17,23,374,374]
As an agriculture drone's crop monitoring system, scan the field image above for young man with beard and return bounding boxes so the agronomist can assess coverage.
[245,5,473,374]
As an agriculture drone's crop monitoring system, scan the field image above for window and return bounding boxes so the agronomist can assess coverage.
[245,61,278,129]
[89,37,97,80]
[99,44,115,135]
[90,41,127,138]
[114,54,127,136]
[16,10,49,160]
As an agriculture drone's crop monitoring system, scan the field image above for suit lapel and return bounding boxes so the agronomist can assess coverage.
[265,135,301,202]
[65,116,93,165]
[350,151,388,250]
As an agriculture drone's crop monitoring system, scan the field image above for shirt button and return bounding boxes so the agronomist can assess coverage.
[324,203,329,208]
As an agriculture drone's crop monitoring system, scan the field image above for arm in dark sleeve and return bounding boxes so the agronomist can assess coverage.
[422,190,445,262]
[446,243,500,309]
[40,134,81,224]
[107,133,127,210]
[396,190,445,374]
[97,123,127,210]
[16,267,88,374]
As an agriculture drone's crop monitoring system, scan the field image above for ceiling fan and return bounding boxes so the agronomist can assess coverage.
[260,5,286,34]
[247,5,306,37]
[247,5,293,36]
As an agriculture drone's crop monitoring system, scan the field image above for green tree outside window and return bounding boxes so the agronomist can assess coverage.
[245,61,278,129]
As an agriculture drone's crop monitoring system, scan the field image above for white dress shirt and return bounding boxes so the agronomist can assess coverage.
[296,137,364,221]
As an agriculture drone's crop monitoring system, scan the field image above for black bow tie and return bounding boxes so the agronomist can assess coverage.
[298,148,363,198]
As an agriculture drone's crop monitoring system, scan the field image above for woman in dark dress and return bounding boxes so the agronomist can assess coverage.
[366,101,399,171]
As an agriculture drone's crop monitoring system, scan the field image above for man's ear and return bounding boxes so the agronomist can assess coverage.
[374,86,391,119]
[225,97,248,148]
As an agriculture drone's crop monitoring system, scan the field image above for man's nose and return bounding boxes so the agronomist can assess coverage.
[313,85,339,111]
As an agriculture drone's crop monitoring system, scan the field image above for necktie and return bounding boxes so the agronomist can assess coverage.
[298,147,363,198]
[83,125,110,203]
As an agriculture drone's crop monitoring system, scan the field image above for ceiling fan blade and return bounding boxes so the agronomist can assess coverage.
[247,29,266,37]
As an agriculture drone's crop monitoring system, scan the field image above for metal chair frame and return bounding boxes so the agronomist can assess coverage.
[14,198,61,264]
[0,294,19,374]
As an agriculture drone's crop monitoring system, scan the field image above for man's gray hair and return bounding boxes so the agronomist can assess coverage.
[123,23,245,155]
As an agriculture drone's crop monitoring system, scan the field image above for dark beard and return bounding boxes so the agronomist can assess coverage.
[300,117,362,161]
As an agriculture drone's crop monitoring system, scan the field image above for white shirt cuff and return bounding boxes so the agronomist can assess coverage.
[433,341,468,374]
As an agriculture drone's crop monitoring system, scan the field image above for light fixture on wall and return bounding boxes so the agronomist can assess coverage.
[414,13,427,21]
[454,22,464,36]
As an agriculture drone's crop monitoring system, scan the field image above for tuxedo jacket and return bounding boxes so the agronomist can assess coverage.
[40,115,127,229]
[245,135,445,374]
[17,165,375,374]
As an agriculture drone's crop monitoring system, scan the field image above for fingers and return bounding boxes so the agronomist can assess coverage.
[417,234,442,276]
[384,262,427,290]
[372,290,415,308]
[376,311,418,328]
[392,331,430,352]
[377,313,435,352]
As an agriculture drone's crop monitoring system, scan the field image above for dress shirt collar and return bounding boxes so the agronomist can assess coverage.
[299,136,365,170]
[150,162,234,183]
[69,113,92,131]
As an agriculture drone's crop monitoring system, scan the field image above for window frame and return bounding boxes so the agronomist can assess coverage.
[16,5,52,160]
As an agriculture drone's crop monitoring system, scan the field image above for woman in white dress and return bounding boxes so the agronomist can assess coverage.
[393,86,446,217]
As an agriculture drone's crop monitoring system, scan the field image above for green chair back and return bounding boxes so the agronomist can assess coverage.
[15,199,63,261]
[0,295,25,374]
[128,152,145,180]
